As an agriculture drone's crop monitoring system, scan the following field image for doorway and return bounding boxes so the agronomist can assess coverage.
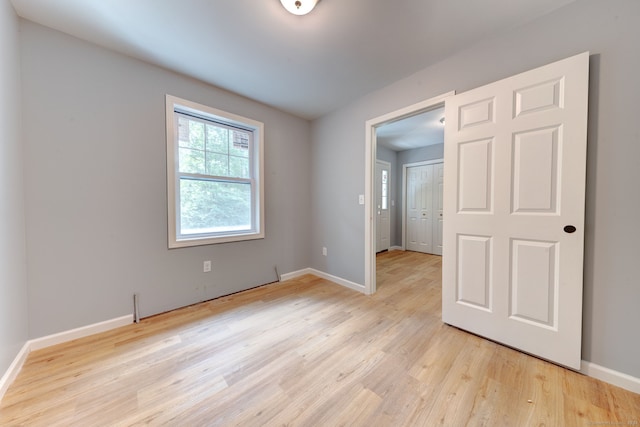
[364,91,454,295]
[365,53,588,369]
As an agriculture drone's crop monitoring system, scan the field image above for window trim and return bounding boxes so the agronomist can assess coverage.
[166,94,264,248]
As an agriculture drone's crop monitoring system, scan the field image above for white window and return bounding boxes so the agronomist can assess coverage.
[166,95,264,248]
[381,169,388,210]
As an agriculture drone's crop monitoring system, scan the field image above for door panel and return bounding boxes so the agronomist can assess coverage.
[512,127,559,213]
[460,97,495,128]
[457,234,492,310]
[458,139,493,212]
[510,239,557,328]
[442,52,589,369]
[514,77,563,116]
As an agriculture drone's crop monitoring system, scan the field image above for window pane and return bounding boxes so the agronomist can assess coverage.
[206,125,228,154]
[179,179,251,235]
[381,170,388,209]
[229,156,250,178]
[179,147,205,174]
[178,118,205,150]
[206,153,229,176]
[230,130,250,157]
[178,117,190,145]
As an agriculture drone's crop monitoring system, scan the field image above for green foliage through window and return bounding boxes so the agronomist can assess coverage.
[179,179,251,233]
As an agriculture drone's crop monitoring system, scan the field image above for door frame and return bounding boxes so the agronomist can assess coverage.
[364,91,454,295]
[402,159,443,251]
[375,159,392,253]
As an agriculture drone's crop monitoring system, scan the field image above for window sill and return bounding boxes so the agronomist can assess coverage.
[169,231,265,248]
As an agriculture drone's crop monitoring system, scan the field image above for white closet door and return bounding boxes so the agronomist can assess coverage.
[406,165,433,253]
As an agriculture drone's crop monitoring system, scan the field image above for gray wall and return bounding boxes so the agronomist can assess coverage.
[0,0,28,375]
[21,21,312,338]
[395,144,444,248]
[311,0,640,378]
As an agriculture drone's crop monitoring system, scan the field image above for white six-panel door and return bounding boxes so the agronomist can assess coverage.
[442,52,589,369]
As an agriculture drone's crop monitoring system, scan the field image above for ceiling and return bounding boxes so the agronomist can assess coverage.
[377,107,445,151]
[10,0,574,120]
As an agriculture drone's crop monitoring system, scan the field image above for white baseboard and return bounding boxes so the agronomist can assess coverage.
[581,360,640,394]
[307,268,366,293]
[390,246,404,251]
[280,268,314,282]
[0,342,30,401]
[0,314,133,402]
[281,268,366,294]
[30,314,133,351]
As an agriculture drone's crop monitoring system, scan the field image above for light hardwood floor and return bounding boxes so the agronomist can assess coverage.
[1,251,639,426]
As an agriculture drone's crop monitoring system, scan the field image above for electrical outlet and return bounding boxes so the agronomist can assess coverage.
[358,194,365,205]
[203,260,211,272]
[322,247,327,256]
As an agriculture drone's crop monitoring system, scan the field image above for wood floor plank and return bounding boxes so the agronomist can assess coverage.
[1,251,638,426]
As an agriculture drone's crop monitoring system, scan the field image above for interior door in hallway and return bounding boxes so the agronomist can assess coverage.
[406,164,433,253]
[376,160,391,253]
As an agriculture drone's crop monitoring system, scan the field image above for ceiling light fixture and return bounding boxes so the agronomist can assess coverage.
[280,0,319,15]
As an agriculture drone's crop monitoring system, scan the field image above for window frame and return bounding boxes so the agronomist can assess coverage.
[166,94,264,248]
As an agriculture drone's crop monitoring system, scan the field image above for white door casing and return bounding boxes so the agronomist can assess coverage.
[442,52,589,369]
[376,160,391,253]
[365,92,454,295]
